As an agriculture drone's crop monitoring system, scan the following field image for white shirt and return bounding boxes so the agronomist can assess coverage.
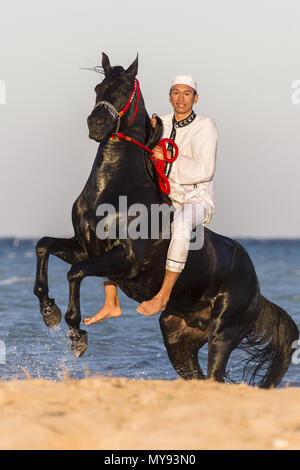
[161,113,218,224]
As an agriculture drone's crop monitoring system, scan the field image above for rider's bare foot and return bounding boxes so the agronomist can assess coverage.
[136,293,167,316]
[83,302,122,326]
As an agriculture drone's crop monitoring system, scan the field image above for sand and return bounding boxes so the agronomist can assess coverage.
[0,376,300,450]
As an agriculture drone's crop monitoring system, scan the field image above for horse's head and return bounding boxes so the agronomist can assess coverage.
[87,53,138,142]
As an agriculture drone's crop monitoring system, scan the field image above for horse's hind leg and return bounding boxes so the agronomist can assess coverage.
[34,237,86,328]
[160,312,208,379]
[207,292,260,383]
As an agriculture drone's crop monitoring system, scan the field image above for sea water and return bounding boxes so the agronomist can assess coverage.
[0,238,299,387]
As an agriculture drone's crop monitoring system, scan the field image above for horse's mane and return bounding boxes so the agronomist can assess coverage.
[144,113,171,205]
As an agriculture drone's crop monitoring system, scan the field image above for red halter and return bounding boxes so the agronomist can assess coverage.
[118,79,140,127]
[109,79,178,194]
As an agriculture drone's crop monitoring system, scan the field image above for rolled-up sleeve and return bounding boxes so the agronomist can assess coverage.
[175,118,218,184]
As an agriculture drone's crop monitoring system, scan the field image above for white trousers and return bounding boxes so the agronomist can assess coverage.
[165,200,205,273]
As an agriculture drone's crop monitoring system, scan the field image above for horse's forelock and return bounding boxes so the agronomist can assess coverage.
[95,66,135,99]
[110,65,125,75]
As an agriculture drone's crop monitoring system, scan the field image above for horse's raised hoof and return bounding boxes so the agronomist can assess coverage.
[69,328,88,357]
[40,298,62,328]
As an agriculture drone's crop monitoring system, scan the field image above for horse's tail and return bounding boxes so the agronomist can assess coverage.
[239,295,299,388]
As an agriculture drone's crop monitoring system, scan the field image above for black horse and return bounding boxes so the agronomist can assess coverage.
[34,53,299,387]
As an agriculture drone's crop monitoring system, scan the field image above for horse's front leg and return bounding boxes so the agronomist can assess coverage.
[34,236,87,328]
[65,246,132,357]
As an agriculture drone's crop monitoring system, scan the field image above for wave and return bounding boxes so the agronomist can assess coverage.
[0,276,33,286]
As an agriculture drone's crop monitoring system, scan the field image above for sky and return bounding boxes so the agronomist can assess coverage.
[0,0,299,238]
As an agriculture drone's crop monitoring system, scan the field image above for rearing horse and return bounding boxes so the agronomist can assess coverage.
[34,53,299,387]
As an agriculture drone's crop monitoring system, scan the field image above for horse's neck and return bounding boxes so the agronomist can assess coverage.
[119,91,147,142]
[92,107,149,191]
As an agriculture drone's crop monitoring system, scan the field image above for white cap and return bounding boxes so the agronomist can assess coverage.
[171,75,197,92]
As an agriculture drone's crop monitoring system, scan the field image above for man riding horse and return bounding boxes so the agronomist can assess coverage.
[34,53,298,387]
[84,75,217,325]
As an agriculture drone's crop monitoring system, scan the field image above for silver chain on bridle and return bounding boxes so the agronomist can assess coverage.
[80,65,122,133]
[93,100,121,133]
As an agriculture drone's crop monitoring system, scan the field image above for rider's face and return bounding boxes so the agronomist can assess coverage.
[169,84,198,119]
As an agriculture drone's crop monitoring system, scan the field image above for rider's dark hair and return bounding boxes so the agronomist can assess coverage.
[169,88,197,96]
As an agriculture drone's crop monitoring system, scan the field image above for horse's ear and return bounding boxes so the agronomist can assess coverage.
[102,52,111,76]
[126,54,138,80]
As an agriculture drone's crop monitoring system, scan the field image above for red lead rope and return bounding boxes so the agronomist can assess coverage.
[110,78,178,194]
[111,132,178,194]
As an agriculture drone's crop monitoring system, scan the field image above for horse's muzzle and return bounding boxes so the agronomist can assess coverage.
[87,115,107,141]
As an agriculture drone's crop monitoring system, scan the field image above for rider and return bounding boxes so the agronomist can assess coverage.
[83,75,218,325]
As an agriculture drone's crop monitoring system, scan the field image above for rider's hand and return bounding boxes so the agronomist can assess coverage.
[150,114,157,128]
[152,146,171,161]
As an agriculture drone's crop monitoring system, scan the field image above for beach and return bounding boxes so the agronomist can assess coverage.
[0,376,300,450]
